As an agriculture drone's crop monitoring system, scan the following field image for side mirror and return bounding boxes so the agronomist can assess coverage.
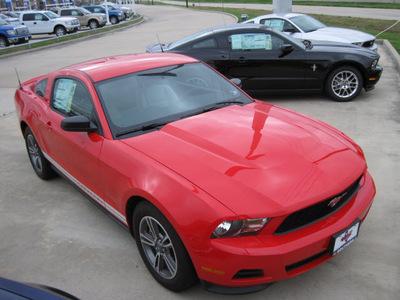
[279,44,294,57]
[230,78,242,88]
[61,115,97,132]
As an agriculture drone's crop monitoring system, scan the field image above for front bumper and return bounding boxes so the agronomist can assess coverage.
[66,25,80,33]
[365,65,383,92]
[8,35,31,44]
[195,172,375,293]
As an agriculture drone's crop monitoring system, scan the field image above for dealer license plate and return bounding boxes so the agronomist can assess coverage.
[330,219,360,256]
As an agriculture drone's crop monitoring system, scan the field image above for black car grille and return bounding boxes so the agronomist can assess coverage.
[16,27,29,35]
[274,176,362,235]
[363,40,375,48]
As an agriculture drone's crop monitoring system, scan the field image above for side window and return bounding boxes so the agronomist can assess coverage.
[229,33,284,51]
[192,38,217,49]
[22,14,35,21]
[52,78,94,119]
[34,79,48,97]
[35,14,45,21]
[61,10,71,16]
[261,19,285,31]
[71,10,79,16]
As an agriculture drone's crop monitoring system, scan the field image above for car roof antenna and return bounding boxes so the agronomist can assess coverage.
[15,68,22,90]
[156,33,164,53]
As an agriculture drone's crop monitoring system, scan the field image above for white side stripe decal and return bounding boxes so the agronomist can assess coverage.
[43,152,128,226]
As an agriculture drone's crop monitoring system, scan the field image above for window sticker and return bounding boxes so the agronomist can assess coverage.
[231,34,272,50]
[53,79,77,113]
[263,19,285,31]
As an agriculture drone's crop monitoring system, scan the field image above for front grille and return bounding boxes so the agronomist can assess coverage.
[363,40,375,48]
[286,250,328,272]
[16,27,29,35]
[275,176,362,235]
[233,269,264,279]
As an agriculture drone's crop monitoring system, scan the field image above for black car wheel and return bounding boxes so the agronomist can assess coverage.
[24,127,56,180]
[89,20,99,29]
[55,26,66,37]
[325,66,363,102]
[133,201,197,292]
[110,16,118,25]
[0,36,8,48]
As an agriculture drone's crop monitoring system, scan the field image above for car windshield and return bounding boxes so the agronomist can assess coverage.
[289,15,326,33]
[95,62,253,139]
[44,11,60,19]
[169,29,212,49]
[0,19,8,25]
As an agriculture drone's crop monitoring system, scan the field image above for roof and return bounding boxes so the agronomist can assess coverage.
[65,53,199,82]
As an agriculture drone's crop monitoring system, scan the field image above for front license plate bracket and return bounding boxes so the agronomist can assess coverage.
[329,219,360,256]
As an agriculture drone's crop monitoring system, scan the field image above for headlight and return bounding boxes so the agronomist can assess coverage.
[352,42,362,46]
[6,30,16,36]
[65,21,72,25]
[211,218,270,239]
[371,59,379,69]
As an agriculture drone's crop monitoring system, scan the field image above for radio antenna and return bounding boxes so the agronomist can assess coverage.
[156,33,164,53]
[15,68,22,90]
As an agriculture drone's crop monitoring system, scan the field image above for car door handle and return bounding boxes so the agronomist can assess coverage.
[33,22,37,25]
[238,57,246,63]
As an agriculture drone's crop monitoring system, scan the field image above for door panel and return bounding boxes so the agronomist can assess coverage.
[225,32,306,92]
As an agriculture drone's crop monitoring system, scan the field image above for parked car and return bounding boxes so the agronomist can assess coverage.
[106,2,134,19]
[244,13,378,52]
[146,23,382,101]
[82,5,124,24]
[19,11,80,36]
[15,53,375,294]
[57,7,107,29]
[0,13,19,24]
[0,18,31,48]
[0,276,79,299]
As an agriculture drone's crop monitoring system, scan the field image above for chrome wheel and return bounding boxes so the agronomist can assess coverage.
[27,134,43,174]
[139,216,177,279]
[331,70,359,99]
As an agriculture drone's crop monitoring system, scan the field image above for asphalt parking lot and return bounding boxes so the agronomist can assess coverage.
[0,4,399,300]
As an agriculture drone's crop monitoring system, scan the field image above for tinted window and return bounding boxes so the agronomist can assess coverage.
[52,78,94,119]
[60,10,71,16]
[35,79,48,97]
[192,38,217,49]
[22,14,35,21]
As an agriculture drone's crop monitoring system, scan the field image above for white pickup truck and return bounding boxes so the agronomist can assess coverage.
[19,11,80,36]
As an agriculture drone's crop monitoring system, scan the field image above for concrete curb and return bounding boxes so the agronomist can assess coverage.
[378,39,400,74]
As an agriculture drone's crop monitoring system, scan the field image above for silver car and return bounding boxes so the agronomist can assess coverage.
[244,13,377,51]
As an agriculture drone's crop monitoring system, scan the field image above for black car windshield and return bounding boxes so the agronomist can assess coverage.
[289,15,326,33]
[95,62,253,139]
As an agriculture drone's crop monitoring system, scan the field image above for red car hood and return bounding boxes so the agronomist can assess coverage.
[122,102,366,218]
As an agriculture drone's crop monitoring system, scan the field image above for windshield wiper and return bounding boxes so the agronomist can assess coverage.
[116,121,170,137]
[181,100,246,119]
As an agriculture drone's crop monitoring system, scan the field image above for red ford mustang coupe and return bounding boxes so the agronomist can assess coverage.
[14,53,375,294]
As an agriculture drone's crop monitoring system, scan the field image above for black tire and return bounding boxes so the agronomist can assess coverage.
[0,36,8,48]
[325,66,363,102]
[133,201,197,292]
[88,20,99,29]
[54,26,66,37]
[24,127,56,180]
[110,16,118,25]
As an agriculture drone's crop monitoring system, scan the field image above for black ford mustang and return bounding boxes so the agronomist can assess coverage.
[146,24,382,101]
